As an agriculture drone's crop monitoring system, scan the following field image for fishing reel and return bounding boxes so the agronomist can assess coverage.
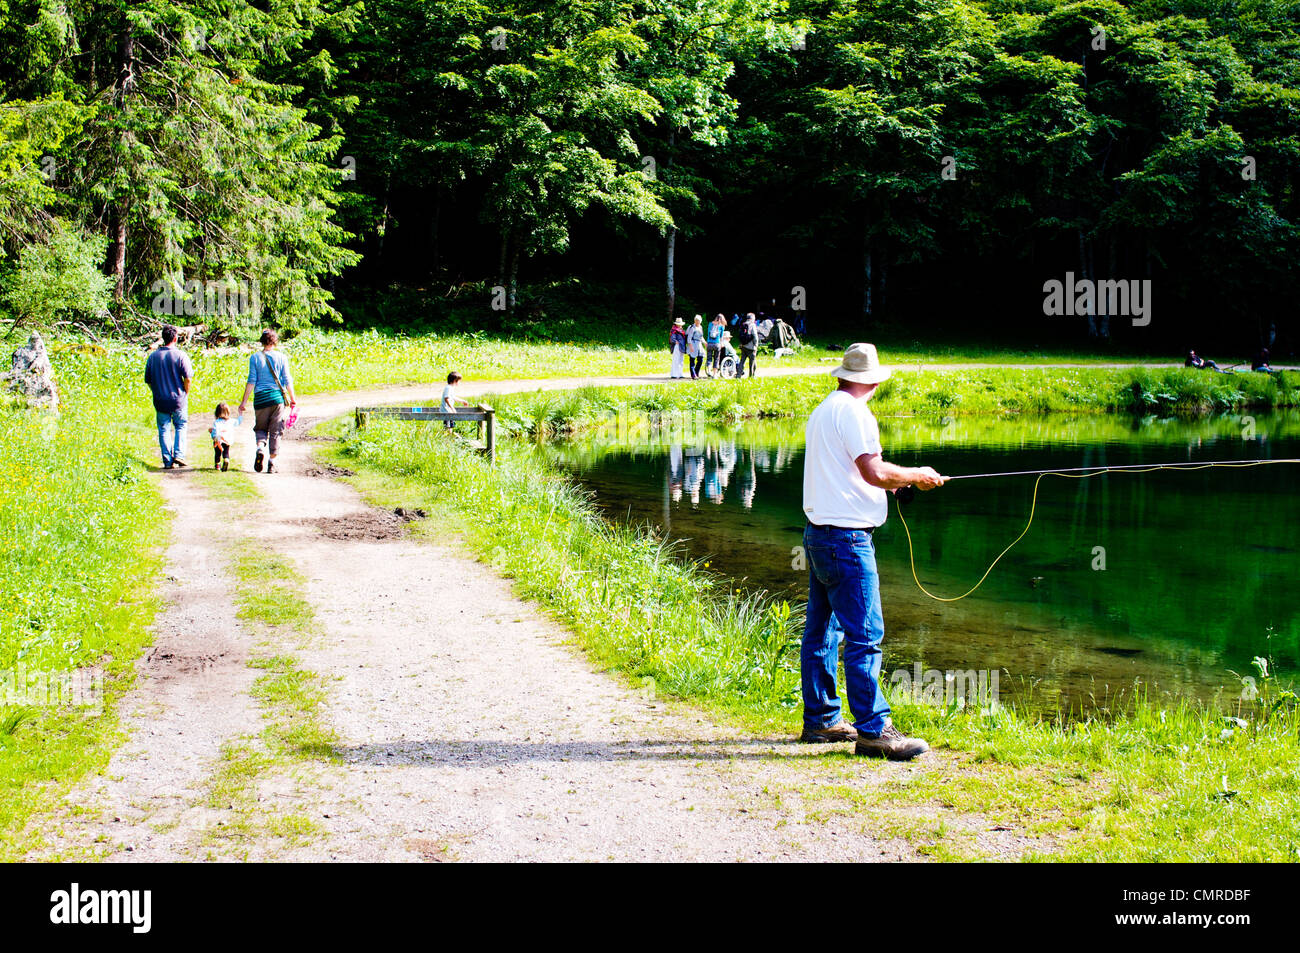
[895,485,916,506]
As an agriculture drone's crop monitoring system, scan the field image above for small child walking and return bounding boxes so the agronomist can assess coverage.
[210,402,239,470]
[442,371,469,430]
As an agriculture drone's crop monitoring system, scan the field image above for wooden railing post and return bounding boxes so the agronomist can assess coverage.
[352,405,495,464]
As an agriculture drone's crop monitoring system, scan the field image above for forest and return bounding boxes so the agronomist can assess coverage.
[1,0,1297,352]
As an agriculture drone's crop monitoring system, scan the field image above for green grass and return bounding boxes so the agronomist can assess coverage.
[486,367,1299,438]
[200,541,338,855]
[325,384,1300,862]
[0,367,165,860]
[189,467,261,502]
[2,326,1289,859]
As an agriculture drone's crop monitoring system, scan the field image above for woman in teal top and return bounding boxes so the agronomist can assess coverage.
[706,314,725,377]
[237,329,297,473]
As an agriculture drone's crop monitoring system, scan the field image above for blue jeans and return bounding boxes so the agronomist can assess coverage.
[801,523,891,736]
[155,408,188,466]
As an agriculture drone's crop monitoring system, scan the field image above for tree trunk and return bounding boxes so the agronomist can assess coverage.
[497,230,509,289]
[109,29,136,308]
[1079,229,1098,339]
[666,226,677,323]
[664,129,677,324]
[507,233,521,312]
[862,246,874,323]
[1100,234,1116,340]
[109,209,128,306]
[376,174,391,262]
[430,183,441,276]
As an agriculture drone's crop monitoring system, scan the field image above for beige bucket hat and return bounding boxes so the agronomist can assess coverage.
[830,343,892,385]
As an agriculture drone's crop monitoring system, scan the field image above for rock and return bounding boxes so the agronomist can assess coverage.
[4,331,60,412]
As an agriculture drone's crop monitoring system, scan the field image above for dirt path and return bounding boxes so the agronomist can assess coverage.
[35,366,1072,862]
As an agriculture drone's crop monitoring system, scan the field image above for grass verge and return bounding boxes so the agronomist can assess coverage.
[487,367,1299,438]
[0,383,165,860]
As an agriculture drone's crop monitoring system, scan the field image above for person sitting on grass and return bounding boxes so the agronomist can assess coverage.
[1185,350,1221,372]
[442,371,470,430]
[1252,349,1275,374]
[209,402,239,471]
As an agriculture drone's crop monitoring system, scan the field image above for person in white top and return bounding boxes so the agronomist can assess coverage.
[799,343,946,761]
[442,371,469,430]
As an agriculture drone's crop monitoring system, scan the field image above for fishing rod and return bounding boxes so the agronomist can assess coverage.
[945,457,1300,481]
[896,457,1300,603]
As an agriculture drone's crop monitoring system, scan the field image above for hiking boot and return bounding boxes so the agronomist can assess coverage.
[221,458,229,472]
[266,459,274,474]
[799,721,858,744]
[855,724,930,761]
[254,445,265,472]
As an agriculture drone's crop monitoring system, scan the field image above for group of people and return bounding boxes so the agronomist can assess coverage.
[144,325,298,473]
[1185,348,1279,374]
[669,313,763,380]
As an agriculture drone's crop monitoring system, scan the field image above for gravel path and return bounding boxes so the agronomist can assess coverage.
[34,366,1077,862]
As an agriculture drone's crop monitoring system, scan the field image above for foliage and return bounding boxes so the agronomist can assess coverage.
[3,0,1298,345]
[0,223,113,325]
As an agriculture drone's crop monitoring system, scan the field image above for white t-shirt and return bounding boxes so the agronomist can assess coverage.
[441,384,457,414]
[802,389,887,528]
[209,417,238,443]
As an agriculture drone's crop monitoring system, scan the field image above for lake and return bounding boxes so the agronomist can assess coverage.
[544,409,1300,716]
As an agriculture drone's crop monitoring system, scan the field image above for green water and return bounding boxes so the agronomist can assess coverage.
[545,411,1300,714]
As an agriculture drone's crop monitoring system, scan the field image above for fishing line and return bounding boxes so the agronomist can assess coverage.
[895,458,1300,603]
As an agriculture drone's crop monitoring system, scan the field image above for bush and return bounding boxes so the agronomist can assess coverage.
[1,223,113,326]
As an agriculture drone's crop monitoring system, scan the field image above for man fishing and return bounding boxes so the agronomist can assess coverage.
[800,343,947,760]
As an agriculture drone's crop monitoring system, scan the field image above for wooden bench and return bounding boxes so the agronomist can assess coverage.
[353,404,495,463]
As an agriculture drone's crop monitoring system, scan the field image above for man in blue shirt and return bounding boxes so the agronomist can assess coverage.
[144,326,193,468]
